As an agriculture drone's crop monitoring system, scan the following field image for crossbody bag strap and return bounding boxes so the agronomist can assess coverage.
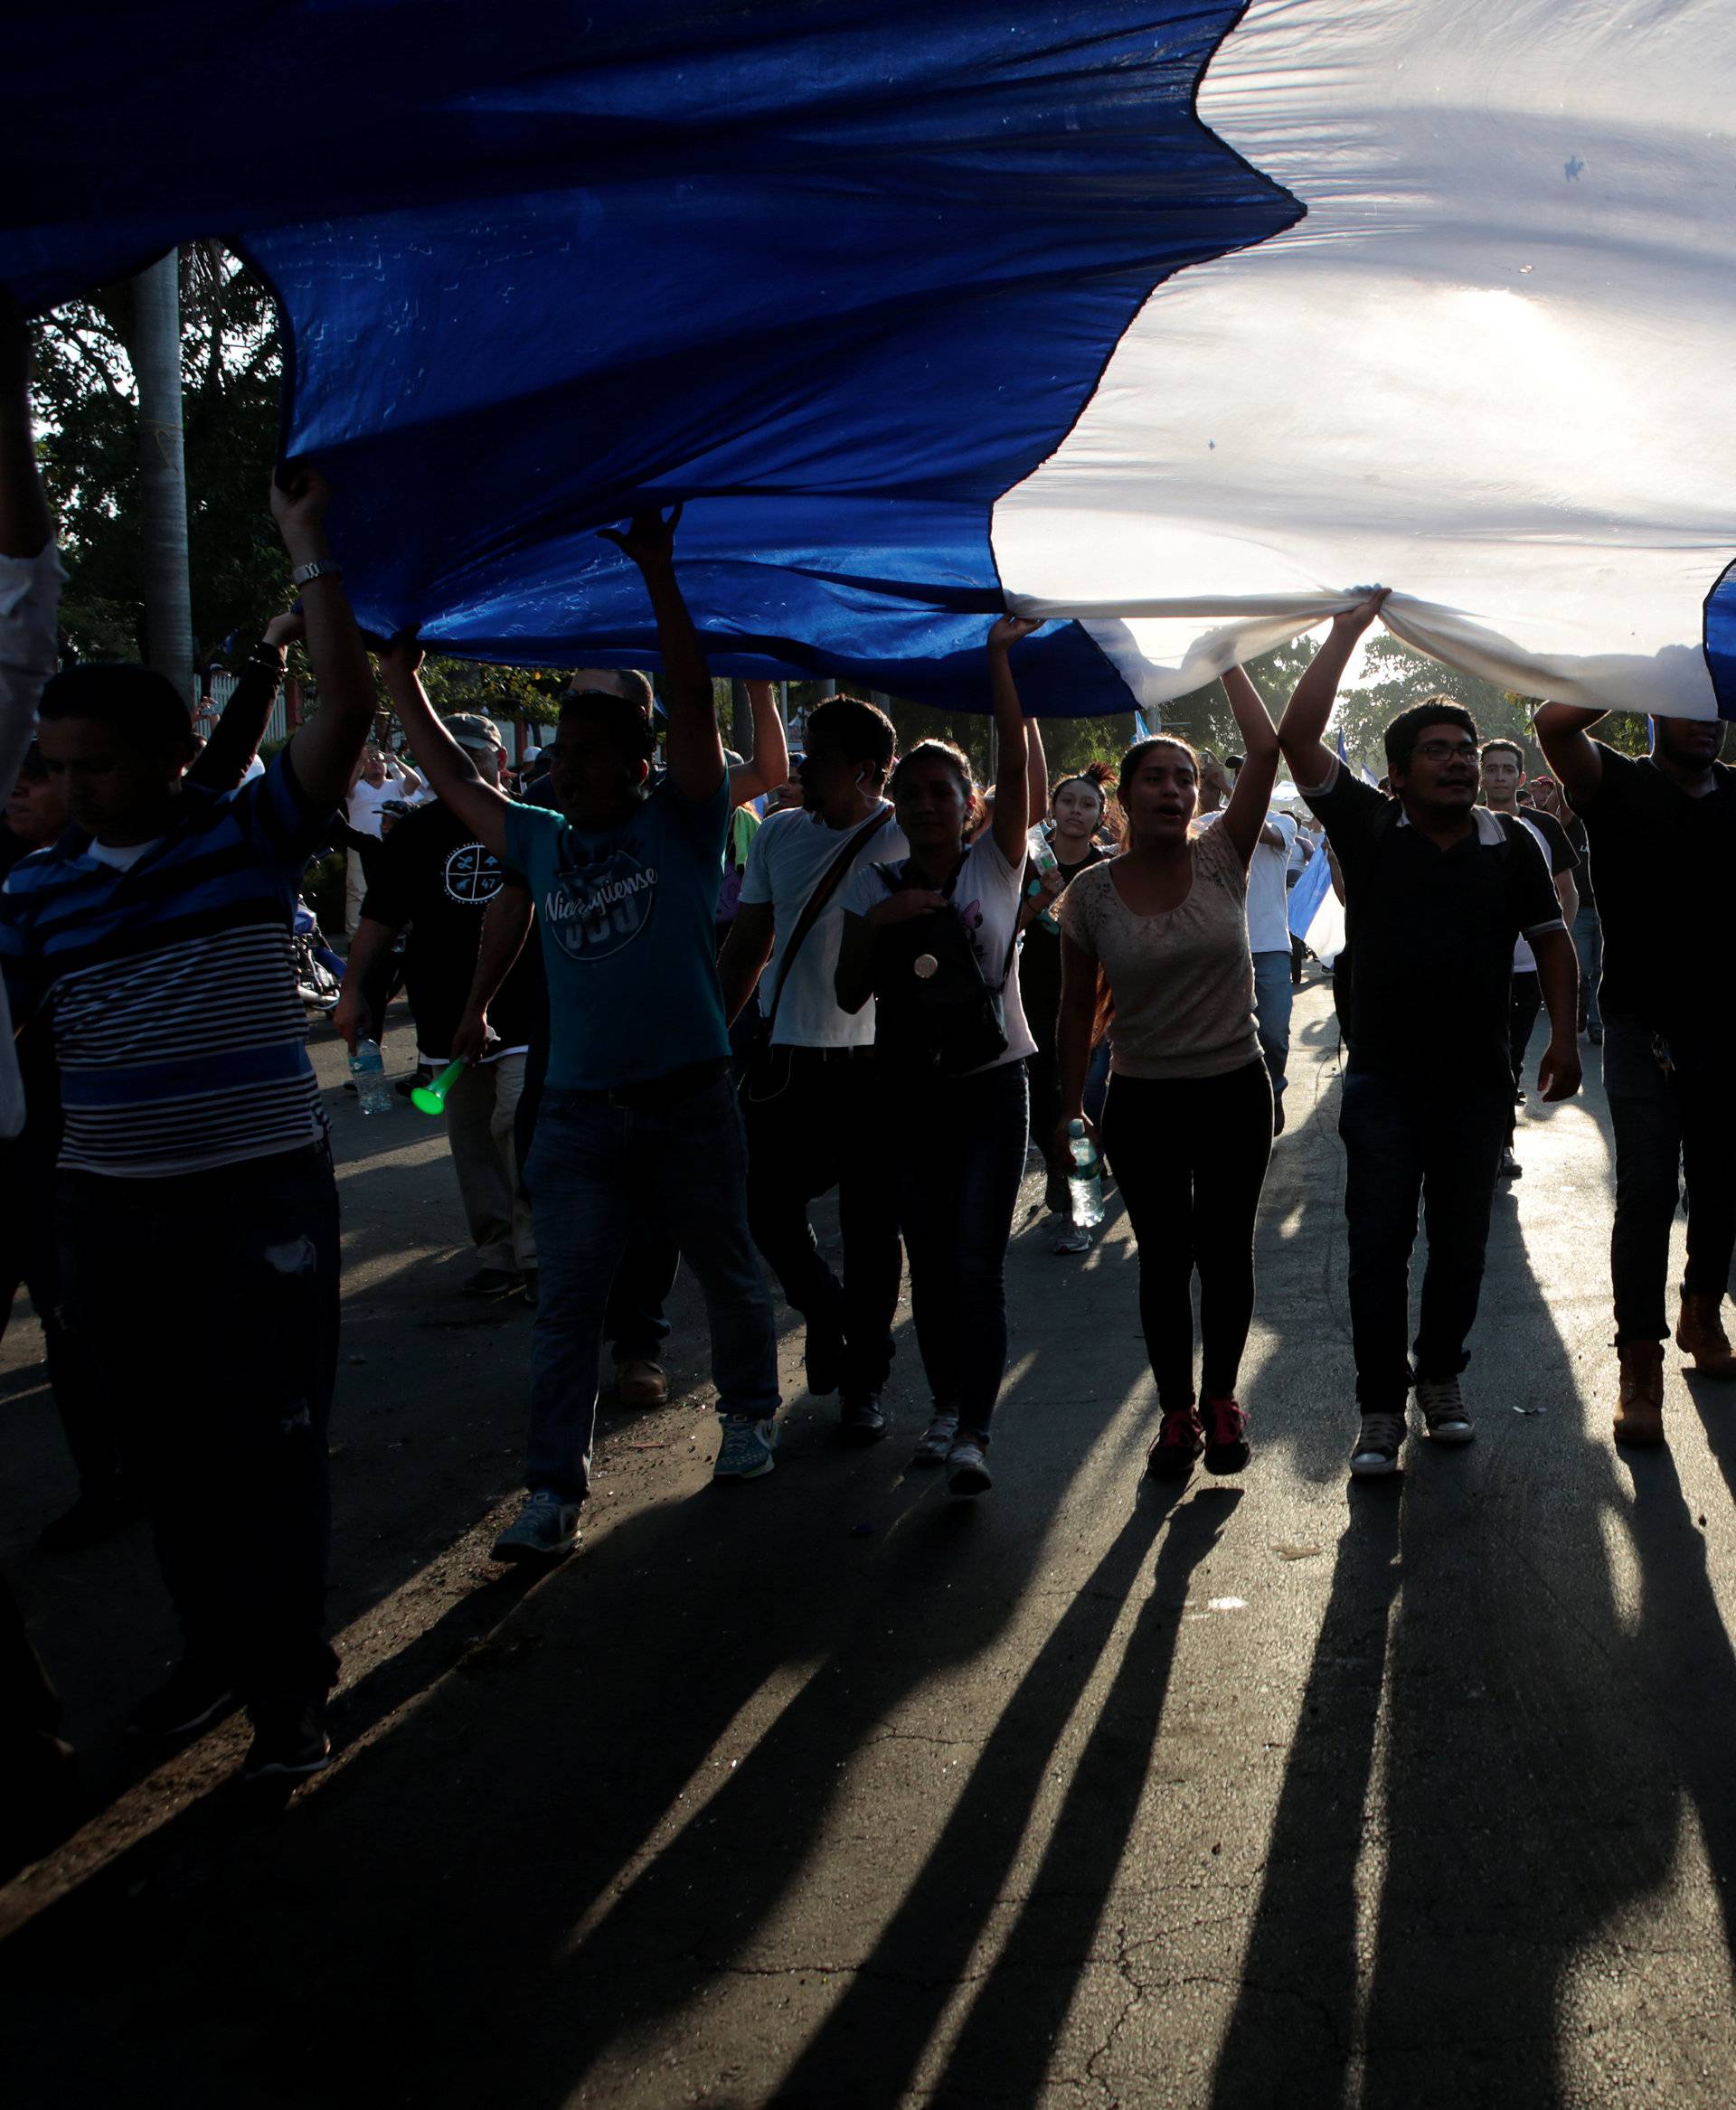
[760,805,894,1037]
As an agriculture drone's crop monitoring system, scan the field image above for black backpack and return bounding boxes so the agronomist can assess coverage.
[866,857,1018,1077]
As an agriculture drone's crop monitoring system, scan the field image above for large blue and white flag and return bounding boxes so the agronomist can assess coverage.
[5,2,1732,717]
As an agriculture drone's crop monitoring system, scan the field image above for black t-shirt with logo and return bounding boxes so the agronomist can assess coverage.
[361,801,542,1060]
[1578,746,1736,1047]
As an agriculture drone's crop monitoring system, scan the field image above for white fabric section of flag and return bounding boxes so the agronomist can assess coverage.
[994,0,1736,720]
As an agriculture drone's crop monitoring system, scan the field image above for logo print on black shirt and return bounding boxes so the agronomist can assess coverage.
[542,847,658,961]
[443,841,503,907]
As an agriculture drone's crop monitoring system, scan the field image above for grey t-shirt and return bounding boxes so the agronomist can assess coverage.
[1059,821,1259,1080]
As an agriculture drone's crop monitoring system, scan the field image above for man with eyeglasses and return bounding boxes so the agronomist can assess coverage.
[1278,594,1580,1477]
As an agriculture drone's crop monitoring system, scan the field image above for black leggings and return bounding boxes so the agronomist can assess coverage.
[1100,1061,1273,1410]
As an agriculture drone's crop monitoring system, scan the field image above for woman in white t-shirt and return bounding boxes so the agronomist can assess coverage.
[1055,665,1280,1482]
[835,615,1041,1496]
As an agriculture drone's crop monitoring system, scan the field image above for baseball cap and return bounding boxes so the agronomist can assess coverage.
[444,713,505,755]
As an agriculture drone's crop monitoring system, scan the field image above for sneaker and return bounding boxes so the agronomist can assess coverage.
[1349,1411,1407,1478]
[464,1267,524,1299]
[241,1700,332,1781]
[910,1412,959,1467]
[1146,1408,1204,1480]
[1050,1220,1092,1256]
[1416,1376,1475,1444]
[36,1480,143,1554]
[1589,1022,1604,1045]
[1498,1147,1522,1179]
[947,1434,994,1496]
[712,1415,778,1481]
[490,1488,580,1562]
[615,1357,669,1407]
[840,1389,889,1446]
[1202,1397,1250,1474]
[129,1658,238,1739]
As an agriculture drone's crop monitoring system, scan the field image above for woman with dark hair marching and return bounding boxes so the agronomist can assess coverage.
[835,615,1042,1495]
[1020,762,1116,1254]
[1054,666,1279,1478]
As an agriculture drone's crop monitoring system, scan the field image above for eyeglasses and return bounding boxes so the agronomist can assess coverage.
[1412,739,1478,763]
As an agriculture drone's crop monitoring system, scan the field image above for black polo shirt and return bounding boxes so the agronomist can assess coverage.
[1303,761,1563,1087]
[1577,745,1736,1050]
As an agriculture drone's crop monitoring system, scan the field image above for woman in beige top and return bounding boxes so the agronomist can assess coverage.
[1055,666,1278,1479]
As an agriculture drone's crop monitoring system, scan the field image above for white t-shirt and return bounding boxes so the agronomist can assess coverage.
[841,831,1034,1071]
[347,774,414,839]
[740,803,906,1048]
[1195,807,1296,953]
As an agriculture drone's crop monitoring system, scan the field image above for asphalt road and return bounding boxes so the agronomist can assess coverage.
[5,980,1736,2108]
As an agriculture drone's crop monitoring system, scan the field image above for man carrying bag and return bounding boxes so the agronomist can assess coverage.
[719,696,905,1442]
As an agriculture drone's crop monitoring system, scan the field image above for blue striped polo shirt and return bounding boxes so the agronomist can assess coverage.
[0,750,335,1178]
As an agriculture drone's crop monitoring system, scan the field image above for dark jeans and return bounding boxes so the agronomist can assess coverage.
[884,1057,1028,1438]
[744,1047,901,1393]
[1603,1016,1736,1344]
[56,1145,342,1703]
[524,1072,779,1500]
[1572,906,1603,1031]
[517,1028,679,1367]
[1101,1061,1273,1410]
[0,1126,119,1501]
[1337,1068,1508,1410]
[1507,967,1542,1145]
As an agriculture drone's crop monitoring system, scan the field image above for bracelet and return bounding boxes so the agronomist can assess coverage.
[247,641,286,671]
[290,557,343,589]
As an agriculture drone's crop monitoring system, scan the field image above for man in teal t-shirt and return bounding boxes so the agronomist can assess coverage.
[381,505,783,1555]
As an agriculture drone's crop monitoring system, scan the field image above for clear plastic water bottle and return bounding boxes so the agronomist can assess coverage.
[1026,827,1062,931]
[1067,1117,1104,1229]
[349,1038,392,1115]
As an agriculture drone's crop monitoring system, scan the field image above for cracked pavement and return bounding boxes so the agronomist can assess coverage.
[5,983,1736,2106]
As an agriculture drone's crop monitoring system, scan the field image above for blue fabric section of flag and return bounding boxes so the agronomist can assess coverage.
[1702,564,1736,720]
[0,3,1299,716]
[1288,837,1333,941]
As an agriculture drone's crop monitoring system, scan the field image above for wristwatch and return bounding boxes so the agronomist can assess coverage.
[290,558,343,589]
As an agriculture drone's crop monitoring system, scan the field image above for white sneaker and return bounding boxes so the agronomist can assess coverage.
[712,1415,778,1481]
[947,1434,994,1496]
[1416,1377,1475,1444]
[910,1412,958,1467]
[491,1488,580,1562]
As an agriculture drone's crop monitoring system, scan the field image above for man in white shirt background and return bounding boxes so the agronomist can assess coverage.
[343,742,422,934]
[1200,755,1298,1133]
[719,696,906,1443]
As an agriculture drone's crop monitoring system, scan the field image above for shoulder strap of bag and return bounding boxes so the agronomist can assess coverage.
[761,805,894,1035]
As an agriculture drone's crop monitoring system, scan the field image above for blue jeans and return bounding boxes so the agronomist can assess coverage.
[524,1072,780,1500]
[1572,906,1603,1030]
[1337,1068,1509,1410]
[886,1058,1029,1438]
[1251,950,1294,1103]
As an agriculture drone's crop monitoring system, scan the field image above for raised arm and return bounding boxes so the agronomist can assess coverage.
[1218,664,1282,866]
[987,614,1043,863]
[1276,589,1388,788]
[599,504,721,805]
[1024,710,1049,836]
[0,297,58,812]
[189,609,300,794]
[375,634,512,862]
[0,297,50,561]
[274,467,379,815]
[725,681,789,806]
[1533,702,1606,811]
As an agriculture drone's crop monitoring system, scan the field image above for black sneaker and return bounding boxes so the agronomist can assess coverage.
[839,1389,889,1446]
[463,1267,524,1299]
[37,1481,143,1554]
[129,1659,238,1739]
[241,1700,332,1782]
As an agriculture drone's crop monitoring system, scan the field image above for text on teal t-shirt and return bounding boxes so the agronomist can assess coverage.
[503,776,731,1090]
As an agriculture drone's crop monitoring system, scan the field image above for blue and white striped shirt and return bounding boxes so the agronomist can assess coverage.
[0,750,334,1178]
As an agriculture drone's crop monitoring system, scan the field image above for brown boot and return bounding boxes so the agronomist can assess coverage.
[1675,1292,1736,1378]
[1613,1341,1665,1447]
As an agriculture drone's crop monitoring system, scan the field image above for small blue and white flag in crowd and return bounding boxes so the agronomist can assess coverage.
[5,3,1732,718]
